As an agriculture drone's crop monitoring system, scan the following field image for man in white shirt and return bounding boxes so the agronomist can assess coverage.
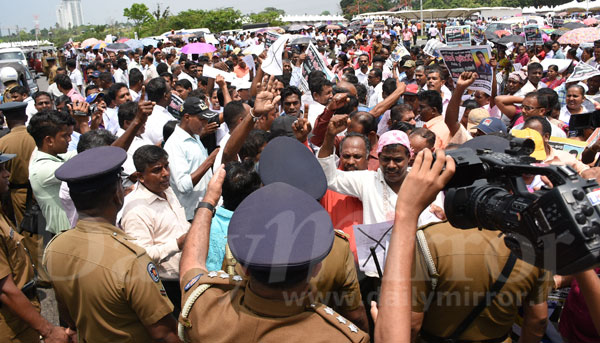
[66,59,83,95]
[141,77,176,145]
[128,68,144,102]
[178,61,198,90]
[121,144,189,315]
[515,62,547,97]
[116,101,149,188]
[141,55,159,81]
[355,54,370,86]
[367,68,384,108]
[163,97,219,220]
[104,83,132,135]
[113,58,129,86]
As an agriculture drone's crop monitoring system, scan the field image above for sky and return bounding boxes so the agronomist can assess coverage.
[1,0,342,32]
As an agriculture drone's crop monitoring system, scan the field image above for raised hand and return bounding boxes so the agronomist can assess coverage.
[456,71,478,89]
[326,93,349,112]
[326,114,349,137]
[292,109,312,143]
[254,75,281,116]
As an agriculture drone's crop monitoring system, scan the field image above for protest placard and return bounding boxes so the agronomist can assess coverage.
[383,44,410,73]
[264,31,281,48]
[472,27,485,44]
[374,20,386,31]
[423,39,446,57]
[294,43,336,92]
[439,45,494,94]
[445,25,471,46]
[549,137,588,159]
[524,25,543,46]
[353,221,393,276]
[566,62,600,83]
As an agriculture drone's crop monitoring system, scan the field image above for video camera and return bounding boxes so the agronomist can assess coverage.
[444,137,600,275]
[569,110,600,130]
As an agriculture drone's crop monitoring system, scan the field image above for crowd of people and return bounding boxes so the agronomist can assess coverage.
[1,15,600,343]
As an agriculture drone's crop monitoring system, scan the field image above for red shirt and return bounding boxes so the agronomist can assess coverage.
[320,190,363,262]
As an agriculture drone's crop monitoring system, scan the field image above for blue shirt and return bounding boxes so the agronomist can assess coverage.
[206,206,233,271]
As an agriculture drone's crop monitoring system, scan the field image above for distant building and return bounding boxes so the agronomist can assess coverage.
[56,0,84,29]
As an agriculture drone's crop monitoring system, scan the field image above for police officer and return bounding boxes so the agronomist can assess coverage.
[410,136,551,342]
[0,102,36,224]
[46,57,58,86]
[179,173,370,342]
[0,67,19,104]
[0,149,72,342]
[43,146,181,342]
[258,136,368,332]
[0,102,44,284]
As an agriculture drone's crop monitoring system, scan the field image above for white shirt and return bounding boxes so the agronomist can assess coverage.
[143,64,159,81]
[102,107,120,135]
[355,68,369,86]
[121,183,189,280]
[141,105,176,145]
[116,128,149,189]
[308,102,326,128]
[178,72,198,90]
[129,89,140,102]
[368,82,383,108]
[163,125,213,220]
[514,80,547,97]
[68,68,83,87]
[47,83,62,98]
[113,68,129,86]
[24,97,36,125]
[318,154,442,227]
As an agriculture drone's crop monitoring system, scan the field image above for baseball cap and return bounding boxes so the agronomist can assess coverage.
[90,71,101,78]
[181,97,218,120]
[511,128,547,161]
[403,60,416,68]
[85,92,104,104]
[403,84,419,96]
[467,108,490,132]
[475,117,507,135]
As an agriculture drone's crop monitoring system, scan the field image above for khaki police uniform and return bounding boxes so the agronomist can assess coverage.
[0,126,43,283]
[47,65,58,86]
[232,233,363,314]
[180,268,370,343]
[0,212,39,342]
[43,219,174,342]
[0,126,36,224]
[1,83,17,104]
[412,221,551,342]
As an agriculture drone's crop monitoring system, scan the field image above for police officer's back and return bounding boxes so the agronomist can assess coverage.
[179,180,370,342]
[43,146,180,342]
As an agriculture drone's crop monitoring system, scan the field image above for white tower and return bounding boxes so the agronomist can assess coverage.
[56,0,84,29]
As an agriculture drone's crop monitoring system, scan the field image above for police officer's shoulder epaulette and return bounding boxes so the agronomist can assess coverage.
[187,270,247,291]
[310,303,368,342]
[113,234,147,257]
[334,229,349,241]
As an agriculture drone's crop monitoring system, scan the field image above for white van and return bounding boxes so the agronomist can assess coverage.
[0,48,28,68]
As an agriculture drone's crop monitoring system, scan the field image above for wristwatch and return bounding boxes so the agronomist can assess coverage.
[197,202,216,217]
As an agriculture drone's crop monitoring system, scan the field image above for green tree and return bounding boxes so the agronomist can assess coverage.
[123,3,154,32]
[247,8,287,26]
[152,3,171,21]
[321,10,332,15]
[263,7,286,15]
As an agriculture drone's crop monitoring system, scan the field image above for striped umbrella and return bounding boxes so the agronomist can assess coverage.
[92,41,107,49]
[81,38,99,48]
[558,27,600,44]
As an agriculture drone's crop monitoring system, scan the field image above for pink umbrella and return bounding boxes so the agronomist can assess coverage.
[584,17,598,26]
[558,27,600,44]
[117,38,130,43]
[181,43,217,54]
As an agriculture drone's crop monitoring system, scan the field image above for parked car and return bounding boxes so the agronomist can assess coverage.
[0,48,28,69]
[0,60,39,95]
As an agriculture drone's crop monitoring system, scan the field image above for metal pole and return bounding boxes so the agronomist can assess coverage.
[420,0,424,37]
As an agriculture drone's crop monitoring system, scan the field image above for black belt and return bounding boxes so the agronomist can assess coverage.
[420,330,509,343]
[9,183,29,190]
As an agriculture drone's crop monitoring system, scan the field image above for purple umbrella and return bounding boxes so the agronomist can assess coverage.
[181,43,217,54]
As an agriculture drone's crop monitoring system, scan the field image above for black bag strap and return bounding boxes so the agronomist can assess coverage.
[24,183,33,212]
[446,253,517,342]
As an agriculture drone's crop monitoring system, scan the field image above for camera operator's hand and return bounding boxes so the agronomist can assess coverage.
[396,149,455,218]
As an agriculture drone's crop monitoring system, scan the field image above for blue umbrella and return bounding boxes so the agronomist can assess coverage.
[141,38,158,47]
[125,39,143,50]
